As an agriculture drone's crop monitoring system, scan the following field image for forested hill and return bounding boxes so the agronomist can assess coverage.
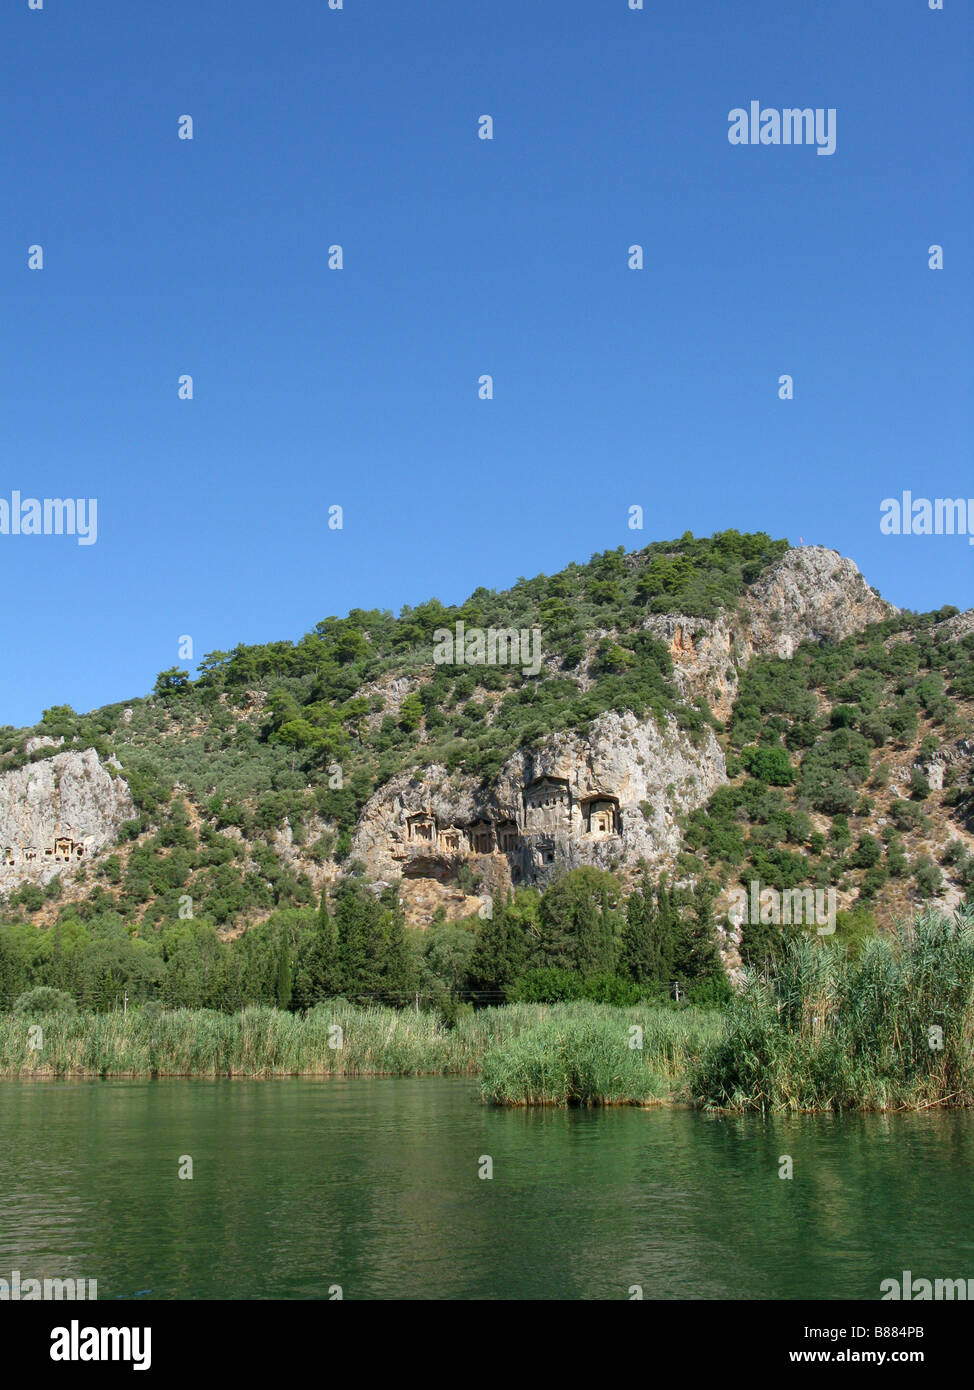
[2,529,974,1015]
[2,528,789,897]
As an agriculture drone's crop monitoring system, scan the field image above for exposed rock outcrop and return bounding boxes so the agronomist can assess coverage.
[643,546,895,720]
[351,710,726,893]
[0,749,136,891]
[350,546,897,917]
[888,738,974,797]
[933,609,974,643]
[745,545,894,657]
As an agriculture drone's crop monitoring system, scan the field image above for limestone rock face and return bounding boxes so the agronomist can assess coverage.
[933,609,974,643]
[351,710,726,892]
[640,613,742,721]
[0,749,136,891]
[350,547,895,914]
[642,546,895,720]
[270,816,339,896]
[745,546,894,658]
[24,735,64,756]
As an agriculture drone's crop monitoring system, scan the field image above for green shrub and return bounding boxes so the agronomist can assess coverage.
[13,986,78,1018]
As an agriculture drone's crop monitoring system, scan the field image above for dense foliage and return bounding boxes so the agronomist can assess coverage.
[693,910,974,1111]
[682,608,974,935]
[0,867,729,1015]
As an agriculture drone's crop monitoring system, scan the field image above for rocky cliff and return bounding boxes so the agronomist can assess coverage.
[350,547,895,912]
[0,538,906,929]
[352,710,727,900]
[642,546,894,720]
[0,749,136,890]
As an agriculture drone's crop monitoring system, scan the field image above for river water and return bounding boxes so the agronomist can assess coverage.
[2,1077,971,1300]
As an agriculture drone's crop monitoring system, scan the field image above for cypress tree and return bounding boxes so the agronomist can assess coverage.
[293,891,339,1008]
[536,868,620,975]
[275,930,293,1011]
[50,921,65,992]
[598,885,618,974]
[0,934,14,1009]
[468,900,500,992]
[653,877,679,989]
[378,893,417,1004]
[739,913,784,971]
[534,882,576,969]
[671,880,724,990]
[573,890,604,975]
[335,881,386,1001]
[468,896,516,998]
[621,871,656,983]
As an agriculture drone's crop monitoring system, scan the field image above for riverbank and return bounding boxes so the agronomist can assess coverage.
[691,910,974,1112]
[4,911,972,1111]
[0,999,720,1094]
[479,1007,723,1106]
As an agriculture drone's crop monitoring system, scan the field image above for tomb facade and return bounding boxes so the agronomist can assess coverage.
[468,821,495,854]
[523,777,571,833]
[46,836,85,862]
[496,821,520,852]
[407,814,436,844]
[582,796,620,837]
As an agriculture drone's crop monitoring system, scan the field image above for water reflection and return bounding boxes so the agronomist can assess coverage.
[0,1079,971,1300]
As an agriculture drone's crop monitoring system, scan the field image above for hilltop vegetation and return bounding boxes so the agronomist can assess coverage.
[680,607,974,956]
[0,530,786,933]
[1,527,973,1007]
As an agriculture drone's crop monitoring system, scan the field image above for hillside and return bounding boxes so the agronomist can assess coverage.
[1,528,972,1004]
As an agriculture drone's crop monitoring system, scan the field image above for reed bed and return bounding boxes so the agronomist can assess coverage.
[0,999,705,1081]
[479,1004,726,1106]
[0,1003,467,1079]
[8,911,969,1111]
[692,910,974,1113]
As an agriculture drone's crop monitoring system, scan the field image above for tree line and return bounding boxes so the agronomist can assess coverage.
[0,867,732,1017]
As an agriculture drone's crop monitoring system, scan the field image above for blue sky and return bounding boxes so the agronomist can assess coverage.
[1,0,970,727]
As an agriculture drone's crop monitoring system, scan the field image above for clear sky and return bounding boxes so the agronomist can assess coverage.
[1,0,970,728]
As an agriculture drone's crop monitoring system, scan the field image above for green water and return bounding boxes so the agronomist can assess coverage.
[2,1077,972,1300]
